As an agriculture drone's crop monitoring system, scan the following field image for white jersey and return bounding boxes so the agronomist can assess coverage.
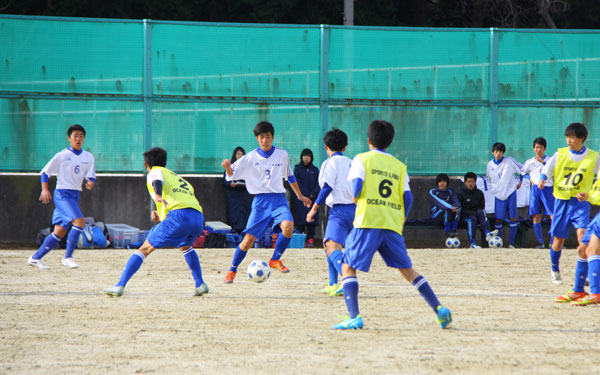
[521,155,553,186]
[319,153,354,207]
[226,147,293,195]
[347,149,411,192]
[486,156,523,201]
[41,148,95,191]
[541,147,600,179]
[476,175,495,214]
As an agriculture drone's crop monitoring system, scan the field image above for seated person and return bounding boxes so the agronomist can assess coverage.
[428,173,461,237]
[457,172,498,248]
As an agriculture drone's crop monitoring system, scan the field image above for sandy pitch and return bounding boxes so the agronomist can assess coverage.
[1,247,599,374]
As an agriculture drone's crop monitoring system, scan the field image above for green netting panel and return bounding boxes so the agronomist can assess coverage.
[152,24,321,98]
[151,102,321,173]
[0,18,143,95]
[497,31,600,100]
[0,98,145,172]
[498,107,600,162]
[328,29,490,100]
[328,105,490,175]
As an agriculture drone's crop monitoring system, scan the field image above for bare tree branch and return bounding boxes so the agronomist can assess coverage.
[538,0,557,28]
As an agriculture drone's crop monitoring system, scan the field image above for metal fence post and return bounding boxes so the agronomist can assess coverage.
[143,19,153,152]
[319,24,330,166]
[489,27,499,150]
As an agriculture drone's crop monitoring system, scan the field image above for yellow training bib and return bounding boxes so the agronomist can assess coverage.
[353,151,407,235]
[553,147,598,200]
[147,167,203,221]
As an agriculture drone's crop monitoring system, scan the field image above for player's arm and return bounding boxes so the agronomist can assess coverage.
[85,154,96,190]
[289,179,311,207]
[306,183,332,222]
[39,152,62,204]
[539,152,557,188]
[222,159,233,177]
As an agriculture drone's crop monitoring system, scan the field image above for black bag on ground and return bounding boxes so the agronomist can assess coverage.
[204,232,226,248]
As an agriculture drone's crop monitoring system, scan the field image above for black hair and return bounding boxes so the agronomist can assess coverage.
[436,173,450,185]
[323,128,348,152]
[533,137,547,148]
[300,148,314,165]
[144,147,167,168]
[367,120,394,149]
[230,146,246,163]
[464,172,477,182]
[564,122,587,141]
[492,142,506,153]
[68,124,86,137]
[254,121,274,137]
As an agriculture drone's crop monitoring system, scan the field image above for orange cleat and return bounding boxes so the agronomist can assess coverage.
[571,293,600,306]
[269,259,290,273]
[555,290,588,303]
[224,270,236,284]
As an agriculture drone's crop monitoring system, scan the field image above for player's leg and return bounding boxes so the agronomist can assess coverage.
[269,219,293,272]
[572,227,600,305]
[479,210,497,241]
[530,186,545,248]
[306,224,315,247]
[322,204,355,295]
[378,231,451,329]
[464,215,479,248]
[62,217,85,268]
[177,209,208,296]
[494,197,506,239]
[549,198,572,284]
[324,239,344,295]
[507,191,518,248]
[450,208,460,235]
[29,223,68,269]
[224,233,257,283]
[104,240,157,296]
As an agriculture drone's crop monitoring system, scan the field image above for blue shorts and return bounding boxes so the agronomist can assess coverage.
[52,189,83,228]
[244,193,294,237]
[581,212,600,245]
[529,185,555,216]
[323,204,356,247]
[147,208,204,248]
[343,228,412,272]
[551,197,590,239]
[495,190,517,220]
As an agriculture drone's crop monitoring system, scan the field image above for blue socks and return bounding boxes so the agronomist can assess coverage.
[117,251,145,287]
[588,255,600,294]
[509,222,518,245]
[328,249,344,277]
[65,225,83,259]
[272,234,291,261]
[341,277,360,318]
[412,275,441,313]
[326,255,338,286]
[230,246,248,272]
[32,233,62,259]
[573,257,588,293]
[495,223,503,237]
[182,248,204,287]
[550,247,562,272]
[533,222,544,245]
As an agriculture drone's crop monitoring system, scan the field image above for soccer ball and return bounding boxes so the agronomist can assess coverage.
[445,237,460,248]
[488,236,503,248]
[247,260,271,283]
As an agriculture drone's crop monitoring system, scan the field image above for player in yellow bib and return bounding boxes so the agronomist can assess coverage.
[104,147,208,297]
[333,120,452,330]
[539,123,600,285]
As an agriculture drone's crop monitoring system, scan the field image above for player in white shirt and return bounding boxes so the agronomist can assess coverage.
[305,129,355,297]
[28,124,95,270]
[221,121,311,283]
[521,137,555,248]
[486,142,523,248]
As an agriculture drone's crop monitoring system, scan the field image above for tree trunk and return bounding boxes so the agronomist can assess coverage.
[537,0,557,28]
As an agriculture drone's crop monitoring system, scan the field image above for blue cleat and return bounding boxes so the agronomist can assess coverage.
[333,315,364,330]
[436,306,452,329]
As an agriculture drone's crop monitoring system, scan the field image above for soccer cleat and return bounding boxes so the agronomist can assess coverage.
[322,284,335,294]
[470,243,481,249]
[329,283,344,297]
[192,283,209,296]
[555,290,587,303]
[535,244,546,249]
[28,256,50,270]
[269,259,290,273]
[551,270,563,285]
[61,257,79,269]
[485,229,499,242]
[306,238,314,248]
[103,285,124,297]
[570,293,600,306]
[508,244,518,249]
[333,315,364,330]
[224,270,236,284]
[436,306,452,329]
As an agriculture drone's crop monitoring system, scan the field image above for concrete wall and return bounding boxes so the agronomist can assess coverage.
[0,175,582,248]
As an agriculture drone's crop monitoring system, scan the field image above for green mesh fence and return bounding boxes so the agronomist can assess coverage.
[1,16,599,174]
